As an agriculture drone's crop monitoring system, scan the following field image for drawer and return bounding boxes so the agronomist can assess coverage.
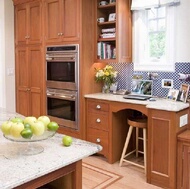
[87,127,108,157]
[87,112,108,131]
[87,100,109,113]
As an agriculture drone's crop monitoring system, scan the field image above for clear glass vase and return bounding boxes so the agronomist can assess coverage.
[102,83,111,93]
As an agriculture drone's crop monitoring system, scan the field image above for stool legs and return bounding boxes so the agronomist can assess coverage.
[119,126,133,166]
[136,128,139,157]
[119,125,147,175]
[143,128,147,175]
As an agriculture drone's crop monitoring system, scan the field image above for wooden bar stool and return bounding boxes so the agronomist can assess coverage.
[119,116,147,174]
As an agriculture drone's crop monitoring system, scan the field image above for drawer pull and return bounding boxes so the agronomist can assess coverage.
[96,118,101,123]
[96,138,101,143]
[96,105,101,109]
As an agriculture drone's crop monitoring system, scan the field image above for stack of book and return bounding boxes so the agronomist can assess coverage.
[97,42,115,59]
[100,28,116,39]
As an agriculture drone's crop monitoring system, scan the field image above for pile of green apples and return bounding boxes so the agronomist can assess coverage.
[0,116,59,139]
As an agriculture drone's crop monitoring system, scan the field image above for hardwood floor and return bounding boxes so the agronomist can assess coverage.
[82,155,163,189]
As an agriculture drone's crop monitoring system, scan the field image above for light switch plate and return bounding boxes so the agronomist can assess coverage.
[180,114,188,127]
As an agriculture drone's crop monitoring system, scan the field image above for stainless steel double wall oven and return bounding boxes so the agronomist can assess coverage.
[46,44,79,130]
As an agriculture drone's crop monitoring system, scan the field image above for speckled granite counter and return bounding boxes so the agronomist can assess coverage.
[0,108,102,189]
[84,93,189,112]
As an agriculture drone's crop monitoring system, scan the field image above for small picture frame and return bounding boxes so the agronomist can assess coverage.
[162,79,173,88]
[178,84,189,102]
[167,89,179,101]
[108,13,116,22]
[109,0,116,3]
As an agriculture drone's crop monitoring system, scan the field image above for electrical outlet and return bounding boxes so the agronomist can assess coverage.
[180,114,188,127]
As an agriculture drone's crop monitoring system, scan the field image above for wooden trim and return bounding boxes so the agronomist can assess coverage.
[14,160,82,189]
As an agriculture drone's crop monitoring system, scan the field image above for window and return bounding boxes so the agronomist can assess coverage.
[133,5,176,72]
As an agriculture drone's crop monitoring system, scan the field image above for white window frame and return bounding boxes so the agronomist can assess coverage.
[133,5,176,72]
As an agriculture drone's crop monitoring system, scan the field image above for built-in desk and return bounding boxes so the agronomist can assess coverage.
[85,93,189,189]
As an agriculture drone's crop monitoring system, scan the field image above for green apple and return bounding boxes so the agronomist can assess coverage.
[38,116,50,130]
[11,117,23,123]
[47,121,59,131]
[10,122,24,138]
[62,135,73,147]
[1,121,13,135]
[24,123,32,129]
[31,120,45,136]
[24,116,37,125]
[20,128,33,139]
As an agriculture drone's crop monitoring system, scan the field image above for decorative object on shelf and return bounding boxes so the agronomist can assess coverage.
[167,88,179,101]
[178,73,190,81]
[110,0,116,3]
[97,17,105,23]
[108,13,116,21]
[95,65,118,93]
[177,84,189,102]
[99,1,108,6]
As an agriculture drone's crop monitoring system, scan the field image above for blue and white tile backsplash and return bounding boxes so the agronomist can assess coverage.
[109,62,190,98]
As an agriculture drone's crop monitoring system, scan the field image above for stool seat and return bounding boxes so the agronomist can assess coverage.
[127,117,147,128]
[119,116,147,174]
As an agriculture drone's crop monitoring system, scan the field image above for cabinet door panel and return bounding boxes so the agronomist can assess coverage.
[16,88,30,116]
[15,4,27,45]
[28,46,42,88]
[44,0,62,42]
[63,0,79,41]
[28,1,42,44]
[16,47,29,88]
[28,46,43,117]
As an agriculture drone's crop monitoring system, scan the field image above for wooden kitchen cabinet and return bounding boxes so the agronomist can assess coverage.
[147,108,189,189]
[177,130,190,189]
[15,46,44,117]
[44,0,80,43]
[86,99,109,158]
[95,0,132,63]
[14,0,42,45]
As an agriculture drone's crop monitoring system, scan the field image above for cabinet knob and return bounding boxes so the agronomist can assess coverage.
[96,138,101,143]
[96,118,101,123]
[58,33,61,36]
[96,105,101,109]
[27,88,31,91]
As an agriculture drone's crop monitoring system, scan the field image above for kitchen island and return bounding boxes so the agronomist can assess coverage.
[0,108,102,189]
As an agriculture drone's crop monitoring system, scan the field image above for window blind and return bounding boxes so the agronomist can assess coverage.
[131,0,180,10]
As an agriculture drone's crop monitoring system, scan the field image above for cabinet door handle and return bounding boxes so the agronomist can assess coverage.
[25,36,28,39]
[58,33,61,36]
[96,118,101,123]
[96,105,101,109]
[60,33,63,36]
[96,138,101,143]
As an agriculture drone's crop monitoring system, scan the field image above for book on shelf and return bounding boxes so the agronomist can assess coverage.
[97,42,115,59]
[100,33,116,38]
[102,28,116,33]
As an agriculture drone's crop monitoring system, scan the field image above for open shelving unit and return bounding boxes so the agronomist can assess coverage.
[95,0,132,63]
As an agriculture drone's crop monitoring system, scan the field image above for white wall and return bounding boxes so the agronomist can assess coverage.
[0,0,15,111]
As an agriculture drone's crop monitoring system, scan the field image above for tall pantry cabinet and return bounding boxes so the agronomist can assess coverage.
[13,0,45,117]
[13,0,96,139]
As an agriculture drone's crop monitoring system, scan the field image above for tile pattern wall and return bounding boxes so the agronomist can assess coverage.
[110,62,190,98]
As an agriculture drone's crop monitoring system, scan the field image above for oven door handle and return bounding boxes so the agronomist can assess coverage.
[47,93,76,101]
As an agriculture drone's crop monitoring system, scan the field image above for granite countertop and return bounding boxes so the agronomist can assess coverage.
[84,93,189,112]
[0,108,102,189]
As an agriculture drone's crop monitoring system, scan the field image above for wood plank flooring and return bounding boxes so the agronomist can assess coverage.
[82,155,163,189]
